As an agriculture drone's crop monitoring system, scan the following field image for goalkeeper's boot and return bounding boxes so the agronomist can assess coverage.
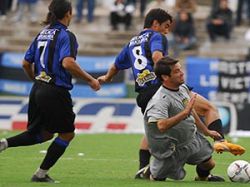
[195,174,225,182]
[0,139,7,152]
[31,174,58,183]
[135,165,150,179]
[213,140,246,155]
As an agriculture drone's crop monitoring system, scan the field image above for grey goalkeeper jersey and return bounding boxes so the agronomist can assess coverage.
[144,84,197,159]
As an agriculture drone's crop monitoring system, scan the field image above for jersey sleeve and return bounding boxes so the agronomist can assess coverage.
[114,45,131,70]
[24,39,36,64]
[59,31,78,62]
[182,84,191,94]
[146,98,170,123]
[150,33,168,55]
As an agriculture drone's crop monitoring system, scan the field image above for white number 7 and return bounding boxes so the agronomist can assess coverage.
[37,41,48,69]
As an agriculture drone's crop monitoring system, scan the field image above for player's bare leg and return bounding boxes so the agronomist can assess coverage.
[191,92,245,156]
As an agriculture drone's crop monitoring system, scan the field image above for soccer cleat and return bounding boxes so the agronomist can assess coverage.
[134,165,150,179]
[213,140,246,155]
[0,139,7,152]
[195,174,225,182]
[208,175,225,182]
[31,174,58,183]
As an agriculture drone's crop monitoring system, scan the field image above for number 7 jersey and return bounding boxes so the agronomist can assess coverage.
[114,29,168,92]
[24,22,78,90]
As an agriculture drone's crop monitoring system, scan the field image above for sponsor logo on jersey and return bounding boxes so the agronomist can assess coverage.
[136,70,156,86]
[37,29,58,40]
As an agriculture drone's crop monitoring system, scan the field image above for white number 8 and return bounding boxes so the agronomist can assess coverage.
[132,46,147,70]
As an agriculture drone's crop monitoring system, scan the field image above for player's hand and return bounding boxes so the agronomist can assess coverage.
[89,79,101,91]
[206,130,222,140]
[97,75,111,84]
[184,94,197,116]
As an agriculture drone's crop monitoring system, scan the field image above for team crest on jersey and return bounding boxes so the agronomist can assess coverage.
[136,70,156,86]
[182,98,189,106]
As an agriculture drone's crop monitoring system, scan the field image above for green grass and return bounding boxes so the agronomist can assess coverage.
[0,131,249,187]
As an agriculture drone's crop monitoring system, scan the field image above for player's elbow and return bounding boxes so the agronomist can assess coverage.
[22,60,30,68]
[62,57,75,70]
[22,60,32,70]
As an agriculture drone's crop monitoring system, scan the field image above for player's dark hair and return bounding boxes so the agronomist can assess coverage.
[144,8,173,28]
[42,0,72,26]
[154,56,179,81]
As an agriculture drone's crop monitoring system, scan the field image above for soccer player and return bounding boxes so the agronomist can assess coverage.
[0,0,100,183]
[139,56,224,181]
[97,8,245,177]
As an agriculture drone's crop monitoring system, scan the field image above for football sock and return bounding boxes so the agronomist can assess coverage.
[6,131,43,147]
[196,165,210,178]
[40,137,69,170]
[34,168,48,178]
[208,119,225,140]
[139,149,151,169]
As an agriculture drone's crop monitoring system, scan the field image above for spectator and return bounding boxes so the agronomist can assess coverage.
[172,10,197,55]
[206,0,233,42]
[139,0,148,18]
[0,0,8,20]
[146,0,176,16]
[12,0,38,23]
[75,0,95,23]
[174,0,196,14]
[110,0,135,31]
[127,0,147,17]
[236,0,250,26]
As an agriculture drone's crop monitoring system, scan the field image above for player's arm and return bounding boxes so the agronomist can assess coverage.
[62,57,100,91]
[22,60,35,80]
[191,109,222,139]
[152,51,164,64]
[97,63,119,84]
[157,94,196,132]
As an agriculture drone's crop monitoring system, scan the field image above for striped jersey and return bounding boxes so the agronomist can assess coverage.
[114,29,168,92]
[24,21,78,90]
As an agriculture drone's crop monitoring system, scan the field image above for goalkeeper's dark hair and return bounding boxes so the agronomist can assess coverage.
[144,8,173,28]
[154,56,179,81]
[42,0,72,26]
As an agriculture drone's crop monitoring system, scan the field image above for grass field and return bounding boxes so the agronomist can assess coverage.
[0,131,249,187]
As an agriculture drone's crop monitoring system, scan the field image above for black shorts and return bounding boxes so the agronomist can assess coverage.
[27,81,75,134]
[136,83,161,114]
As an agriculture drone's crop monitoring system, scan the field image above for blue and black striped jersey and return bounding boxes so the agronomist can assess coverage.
[114,29,168,92]
[24,21,78,90]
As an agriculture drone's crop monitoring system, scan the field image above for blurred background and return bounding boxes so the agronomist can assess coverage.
[0,0,250,138]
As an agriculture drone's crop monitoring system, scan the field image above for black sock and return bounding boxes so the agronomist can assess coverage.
[196,165,210,178]
[40,137,69,170]
[7,131,43,147]
[208,119,225,140]
[139,149,151,169]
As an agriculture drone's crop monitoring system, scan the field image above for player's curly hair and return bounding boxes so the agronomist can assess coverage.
[144,8,173,28]
[154,56,179,81]
[42,0,72,26]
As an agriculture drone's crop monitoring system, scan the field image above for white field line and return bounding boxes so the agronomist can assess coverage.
[1,155,232,166]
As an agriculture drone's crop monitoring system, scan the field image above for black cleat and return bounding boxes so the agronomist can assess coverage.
[208,175,225,182]
[31,174,58,183]
[134,165,150,179]
[195,174,225,182]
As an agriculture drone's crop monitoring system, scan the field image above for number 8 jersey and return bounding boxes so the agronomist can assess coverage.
[114,29,168,92]
[24,22,78,90]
